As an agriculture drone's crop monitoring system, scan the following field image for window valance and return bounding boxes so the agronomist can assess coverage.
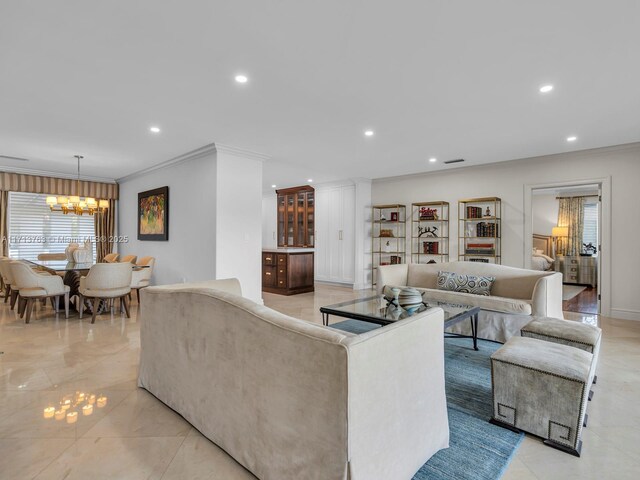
[0,171,118,199]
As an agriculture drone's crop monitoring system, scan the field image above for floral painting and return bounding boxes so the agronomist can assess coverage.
[138,186,169,240]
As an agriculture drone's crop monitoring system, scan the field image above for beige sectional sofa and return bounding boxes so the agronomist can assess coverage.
[138,279,449,480]
[377,261,564,343]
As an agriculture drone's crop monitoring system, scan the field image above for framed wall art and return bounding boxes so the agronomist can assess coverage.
[138,186,169,241]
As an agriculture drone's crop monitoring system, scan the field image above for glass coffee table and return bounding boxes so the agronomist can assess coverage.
[320,296,481,350]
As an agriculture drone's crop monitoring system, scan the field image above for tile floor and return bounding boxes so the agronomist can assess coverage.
[0,284,638,479]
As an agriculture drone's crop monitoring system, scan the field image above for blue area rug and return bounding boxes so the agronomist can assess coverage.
[331,320,524,480]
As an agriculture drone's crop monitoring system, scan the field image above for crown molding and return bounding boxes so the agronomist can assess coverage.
[214,143,271,161]
[0,165,116,184]
[117,142,270,183]
[117,143,217,183]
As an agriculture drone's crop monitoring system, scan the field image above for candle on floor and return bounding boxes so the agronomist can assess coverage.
[54,409,65,421]
[66,411,78,424]
[82,404,93,416]
[43,407,55,419]
[96,396,107,408]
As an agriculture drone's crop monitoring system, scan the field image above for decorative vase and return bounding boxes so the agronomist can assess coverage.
[384,240,391,253]
[398,287,423,313]
[65,243,79,262]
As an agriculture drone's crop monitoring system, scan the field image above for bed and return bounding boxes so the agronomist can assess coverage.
[532,234,555,271]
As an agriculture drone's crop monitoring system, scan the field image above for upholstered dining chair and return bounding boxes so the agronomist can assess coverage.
[103,253,119,263]
[78,263,132,323]
[130,256,155,305]
[120,255,137,264]
[0,257,14,305]
[9,261,70,323]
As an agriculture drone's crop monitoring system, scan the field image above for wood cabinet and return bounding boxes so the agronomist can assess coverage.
[262,250,314,295]
[277,185,315,248]
[314,185,355,284]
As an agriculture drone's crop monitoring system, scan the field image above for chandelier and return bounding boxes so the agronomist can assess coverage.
[46,155,109,215]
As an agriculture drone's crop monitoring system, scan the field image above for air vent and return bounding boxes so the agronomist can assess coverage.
[444,159,465,164]
[0,155,29,162]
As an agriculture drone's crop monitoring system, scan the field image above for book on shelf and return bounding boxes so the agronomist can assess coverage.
[422,241,439,254]
[476,222,499,237]
[466,206,483,218]
[469,258,490,263]
[390,255,402,265]
[465,249,495,255]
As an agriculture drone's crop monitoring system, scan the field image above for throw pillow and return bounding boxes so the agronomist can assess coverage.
[436,271,495,296]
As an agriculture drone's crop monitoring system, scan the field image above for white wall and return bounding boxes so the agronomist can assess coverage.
[118,144,265,303]
[532,194,559,236]
[262,194,277,248]
[372,143,640,320]
[215,148,264,303]
[118,151,217,286]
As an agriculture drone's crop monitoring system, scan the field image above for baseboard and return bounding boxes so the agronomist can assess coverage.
[315,280,354,289]
[610,308,640,321]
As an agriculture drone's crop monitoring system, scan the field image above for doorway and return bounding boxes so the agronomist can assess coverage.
[530,184,602,315]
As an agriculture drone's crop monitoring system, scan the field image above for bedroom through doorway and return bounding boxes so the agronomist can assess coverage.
[531,184,601,315]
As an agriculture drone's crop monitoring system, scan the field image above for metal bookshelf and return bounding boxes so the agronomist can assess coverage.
[458,197,502,264]
[372,204,406,287]
[411,201,449,264]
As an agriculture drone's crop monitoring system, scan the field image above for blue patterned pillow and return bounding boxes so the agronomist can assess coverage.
[436,271,495,296]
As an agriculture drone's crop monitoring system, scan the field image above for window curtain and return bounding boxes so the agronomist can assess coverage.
[0,191,8,256]
[557,197,585,255]
[95,199,116,262]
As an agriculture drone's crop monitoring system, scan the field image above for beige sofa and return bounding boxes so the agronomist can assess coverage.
[377,261,563,343]
[138,279,449,480]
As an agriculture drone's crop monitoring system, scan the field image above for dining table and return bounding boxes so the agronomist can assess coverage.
[24,259,148,314]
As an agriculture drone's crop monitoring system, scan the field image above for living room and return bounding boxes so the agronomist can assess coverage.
[1,2,639,479]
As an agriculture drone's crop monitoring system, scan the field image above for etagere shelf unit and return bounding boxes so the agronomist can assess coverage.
[371,204,406,287]
[458,197,502,264]
[411,201,449,264]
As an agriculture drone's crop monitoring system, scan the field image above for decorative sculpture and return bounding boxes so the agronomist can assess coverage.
[418,226,438,238]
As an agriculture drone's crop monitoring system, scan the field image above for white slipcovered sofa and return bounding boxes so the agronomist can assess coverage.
[377,261,563,343]
[138,279,449,480]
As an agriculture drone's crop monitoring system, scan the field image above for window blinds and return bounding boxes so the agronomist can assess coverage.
[582,201,598,249]
[8,192,96,261]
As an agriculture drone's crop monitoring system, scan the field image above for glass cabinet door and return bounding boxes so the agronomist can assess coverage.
[287,195,295,245]
[306,192,314,247]
[296,193,306,246]
[277,195,285,246]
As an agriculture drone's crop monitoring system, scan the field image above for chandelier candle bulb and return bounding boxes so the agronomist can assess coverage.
[66,411,78,424]
[82,404,93,416]
[43,407,55,419]
[61,399,71,411]
[54,409,65,421]
[88,394,96,405]
[96,396,107,408]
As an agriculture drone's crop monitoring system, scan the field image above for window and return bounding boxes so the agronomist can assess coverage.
[8,192,96,261]
[582,201,598,251]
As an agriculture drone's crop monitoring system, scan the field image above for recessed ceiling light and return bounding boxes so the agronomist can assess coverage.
[271,184,276,188]
[235,74,248,84]
[539,85,554,93]
[364,130,374,137]
[429,157,437,163]
[567,136,577,142]
[149,126,161,133]
[307,179,313,183]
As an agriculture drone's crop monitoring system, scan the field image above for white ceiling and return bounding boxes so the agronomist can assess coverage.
[1,1,639,189]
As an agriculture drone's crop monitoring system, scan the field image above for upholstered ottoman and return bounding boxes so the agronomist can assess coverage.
[521,317,601,386]
[490,336,592,456]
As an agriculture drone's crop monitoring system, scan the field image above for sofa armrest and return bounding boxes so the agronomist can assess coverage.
[342,308,449,479]
[376,264,409,295]
[531,272,564,319]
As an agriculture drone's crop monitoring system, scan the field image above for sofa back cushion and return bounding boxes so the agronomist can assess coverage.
[437,271,495,296]
[408,261,554,300]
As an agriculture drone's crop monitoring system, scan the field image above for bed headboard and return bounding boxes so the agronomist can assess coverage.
[533,234,553,257]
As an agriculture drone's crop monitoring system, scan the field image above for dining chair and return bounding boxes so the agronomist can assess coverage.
[9,261,70,323]
[103,253,119,263]
[78,263,133,323]
[0,257,13,305]
[130,256,155,305]
[120,255,137,264]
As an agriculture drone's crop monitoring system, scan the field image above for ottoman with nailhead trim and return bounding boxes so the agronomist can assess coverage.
[490,336,593,456]
[521,316,601,387]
